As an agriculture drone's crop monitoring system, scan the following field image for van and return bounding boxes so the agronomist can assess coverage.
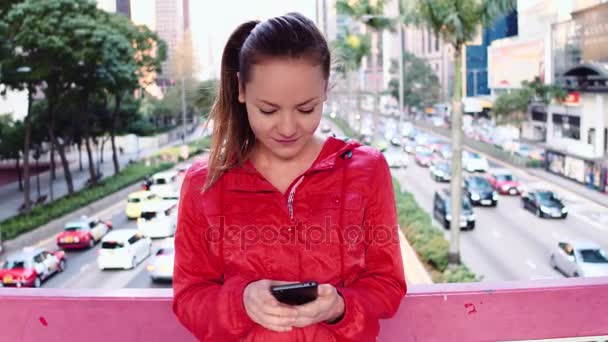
[137,201,178,239]
[98,229,152,270]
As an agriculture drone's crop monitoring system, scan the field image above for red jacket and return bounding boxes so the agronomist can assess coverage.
[173,136,406,341]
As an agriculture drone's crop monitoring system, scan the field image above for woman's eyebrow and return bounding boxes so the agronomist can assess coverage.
[256,97,319,107]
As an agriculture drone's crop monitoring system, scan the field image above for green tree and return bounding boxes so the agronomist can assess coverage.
[337,0,395,133]
[195,79,219,118]
[332,32,371,126]
[387,52,439,110]
[492,77,567,126]
[2,0,106,195]
[408,0,516,266]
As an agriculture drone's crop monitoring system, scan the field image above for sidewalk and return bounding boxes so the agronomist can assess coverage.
[0,125,205,222]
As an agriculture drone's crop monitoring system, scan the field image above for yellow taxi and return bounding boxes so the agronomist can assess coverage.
[125,191,158,219]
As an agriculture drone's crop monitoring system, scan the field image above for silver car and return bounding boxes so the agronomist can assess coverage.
[550,241,608,277]
[147,238,175,282]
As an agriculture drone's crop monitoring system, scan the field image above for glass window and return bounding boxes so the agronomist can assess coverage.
[578,249,608,263]
[155,178,167,185]
[3,260,29,269]
[496,174,514,182]
[552,114,580,140]
[141,211,157,220]
[128,198,141,203]
[33,254,44,264]
[65,225,83,231]
[128,235,141,245]
[559,243,574,256]
[102,241,124,249]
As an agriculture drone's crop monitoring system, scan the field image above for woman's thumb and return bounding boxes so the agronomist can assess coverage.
[318,284,333,296]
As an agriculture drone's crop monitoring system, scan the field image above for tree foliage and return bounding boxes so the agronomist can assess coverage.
[387,52,440,109]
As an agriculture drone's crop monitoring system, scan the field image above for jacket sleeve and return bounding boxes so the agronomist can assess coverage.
[323,152,407,341]
[172,167,256,341]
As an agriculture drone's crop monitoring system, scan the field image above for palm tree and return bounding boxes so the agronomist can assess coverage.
[408,0,516,266]
[332,32,371,130]
[337,0,395,135]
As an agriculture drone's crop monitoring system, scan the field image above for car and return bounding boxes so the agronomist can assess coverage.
[487,169,522,195]
[433,189,475,230]
[464,176,498,207]
[463,151,489,173]
[390,137,402,147]
[403,138,416,154]
[126,191,159,220]
[0,248,66,288]
[436,143,452,160]
[147,238,175,282]
[384,152,408,168]
[550,241,608,277]
[415,148,435,167]
[56,216,113,249]
[320,123,332,134]
[176,163,192,176]
[137,201,178,239]
[149,170,179,195]
[521,190,568,219]
[98,229,152,270]
[430,162,451,182]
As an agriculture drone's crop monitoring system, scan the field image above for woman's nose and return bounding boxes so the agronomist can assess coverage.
[277,112,297,138]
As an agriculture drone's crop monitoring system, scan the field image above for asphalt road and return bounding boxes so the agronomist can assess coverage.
[13,119,608,287]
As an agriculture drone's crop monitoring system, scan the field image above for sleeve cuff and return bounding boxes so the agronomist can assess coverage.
[224,275,257,333]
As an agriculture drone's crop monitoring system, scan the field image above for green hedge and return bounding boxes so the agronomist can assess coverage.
[0,137,211,241]
[326,115,357,138]
[0,161,174,240]
[393,179,479,283]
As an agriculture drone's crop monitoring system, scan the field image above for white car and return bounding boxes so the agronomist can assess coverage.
[550,241,608,277]
[149,170,179,195]
[138,201,178,239]
[385,153,408,168]
[147,238,175,282]
[463,151,489,173]
[98,229,152,270]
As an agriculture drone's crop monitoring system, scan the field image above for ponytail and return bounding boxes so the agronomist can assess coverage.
[205,20,259,189]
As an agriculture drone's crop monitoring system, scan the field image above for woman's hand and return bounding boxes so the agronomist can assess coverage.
[243,279,298,333]
[292,284,345,328]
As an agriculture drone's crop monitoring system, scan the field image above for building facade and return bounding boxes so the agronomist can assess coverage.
[154,0,189,85]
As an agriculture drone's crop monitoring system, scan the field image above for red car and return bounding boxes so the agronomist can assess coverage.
[0,247,66,288]
[57,216,113,249]
[487,170,522,195]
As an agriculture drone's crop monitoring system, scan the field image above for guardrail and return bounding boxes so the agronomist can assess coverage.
[0,277,606,341]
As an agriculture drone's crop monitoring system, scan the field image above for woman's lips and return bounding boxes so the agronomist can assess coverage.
[273,137,299,144]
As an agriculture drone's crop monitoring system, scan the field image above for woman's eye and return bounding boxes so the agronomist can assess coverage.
[259,108,276,115]
[298,107,315,114]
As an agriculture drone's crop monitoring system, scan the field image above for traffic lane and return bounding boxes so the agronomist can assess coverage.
[392,160,523,281]
[41,209,134,288]
[391,151,564,281]
[125,263,172,289]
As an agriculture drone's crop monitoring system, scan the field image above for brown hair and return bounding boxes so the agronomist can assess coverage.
[205,12,331,189]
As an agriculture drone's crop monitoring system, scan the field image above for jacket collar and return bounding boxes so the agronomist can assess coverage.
[222,136,361,192]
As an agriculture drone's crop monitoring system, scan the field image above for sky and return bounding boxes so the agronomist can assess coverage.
[190,0,317,80]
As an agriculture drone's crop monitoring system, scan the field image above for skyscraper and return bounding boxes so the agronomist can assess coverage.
[155,0,189,83]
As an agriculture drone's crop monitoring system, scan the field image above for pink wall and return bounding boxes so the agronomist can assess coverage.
[0,277,607,341]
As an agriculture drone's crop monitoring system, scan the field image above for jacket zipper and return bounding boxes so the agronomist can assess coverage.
[287,176,305,220]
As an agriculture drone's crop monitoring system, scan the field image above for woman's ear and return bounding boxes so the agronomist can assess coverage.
[237,72,245,103]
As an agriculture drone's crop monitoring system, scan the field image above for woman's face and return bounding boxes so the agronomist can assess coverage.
[239,58,327,161]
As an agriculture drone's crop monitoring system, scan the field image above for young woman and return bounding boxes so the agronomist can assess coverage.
[173,12,406,342]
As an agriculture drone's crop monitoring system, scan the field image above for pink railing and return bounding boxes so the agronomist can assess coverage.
[1,277,607,341]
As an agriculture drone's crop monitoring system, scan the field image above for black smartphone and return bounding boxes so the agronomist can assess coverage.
[270,281,318,306]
